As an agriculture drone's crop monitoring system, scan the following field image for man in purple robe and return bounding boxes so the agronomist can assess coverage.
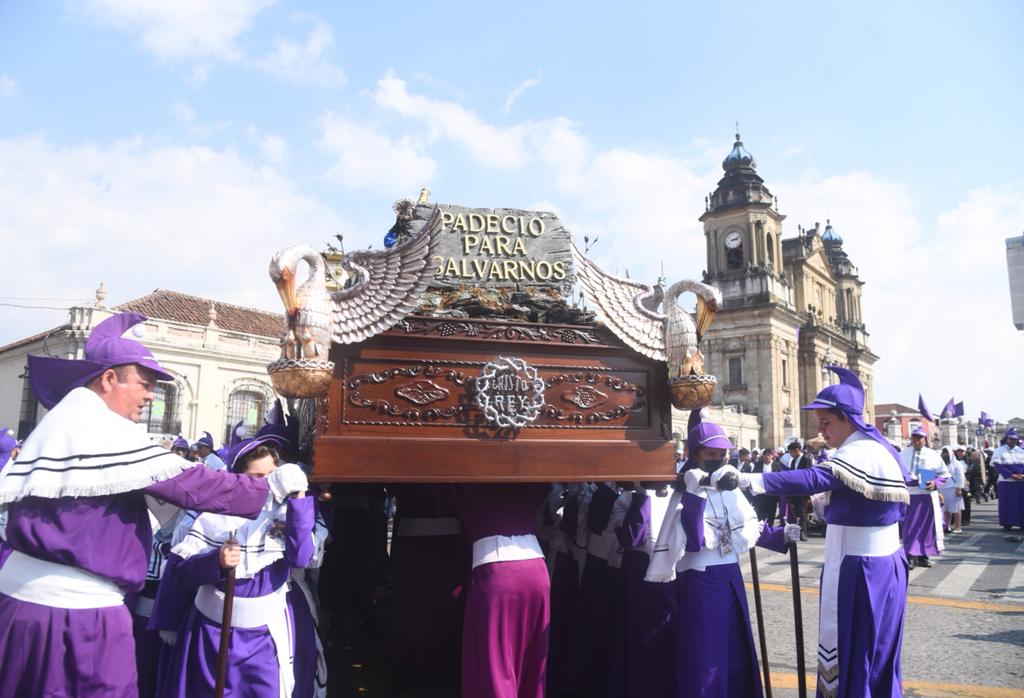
[0,312,308,698]
[716,366,910,698]
[898,427,949,568]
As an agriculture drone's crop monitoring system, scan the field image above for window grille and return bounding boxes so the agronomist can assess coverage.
[139,383,181,435]
[225,389,266,443]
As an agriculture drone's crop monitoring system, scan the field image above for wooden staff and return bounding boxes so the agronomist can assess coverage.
[214,531,238,698]
[749,547,772,698]
[789,540,808,698]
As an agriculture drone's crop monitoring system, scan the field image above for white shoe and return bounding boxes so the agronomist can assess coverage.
[952,528,963,533]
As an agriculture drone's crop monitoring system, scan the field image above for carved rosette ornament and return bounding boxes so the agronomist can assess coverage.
[475,356,546,429]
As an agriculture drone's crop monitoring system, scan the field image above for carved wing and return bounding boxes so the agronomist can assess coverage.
[331,206,444,344]
[571,240,667,361]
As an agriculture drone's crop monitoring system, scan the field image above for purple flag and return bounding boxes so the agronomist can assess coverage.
[918,394,934,422]
[940,398,955,419]
[980,411,994,428]
[953,401,964,418]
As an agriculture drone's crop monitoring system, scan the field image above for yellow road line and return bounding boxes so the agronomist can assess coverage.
[771,672,1024,697]
[746,582,1024,613]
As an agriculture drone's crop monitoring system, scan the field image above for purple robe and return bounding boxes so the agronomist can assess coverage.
[0,466,269,698]
[160,496,314,698]
[442,484,550,698]
[902,493,942,557]
[994,458,1024,527]
[674,491,786,698]
[608,492,677,698]
[762,466,907,698]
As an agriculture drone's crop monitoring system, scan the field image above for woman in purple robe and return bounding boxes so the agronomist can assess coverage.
[646,418,795,698]
[719,366,911,698]
[0,312,307,698]
[437,483,550,698]
[162,438,315,698]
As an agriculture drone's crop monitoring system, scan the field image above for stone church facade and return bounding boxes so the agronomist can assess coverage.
[700,134,877,448]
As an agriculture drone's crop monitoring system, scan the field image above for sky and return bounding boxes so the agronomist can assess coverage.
[0,1,1021,419]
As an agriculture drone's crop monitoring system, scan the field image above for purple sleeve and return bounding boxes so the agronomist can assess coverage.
[755,523,788,554]
[680,492,707,553]
[616,493,650,549]
[763,465,842,497]
[284,496,316,568]
[146,554,196,632]
[173,548,223,589]
[143,465,270,518]
[995,463,1024,477]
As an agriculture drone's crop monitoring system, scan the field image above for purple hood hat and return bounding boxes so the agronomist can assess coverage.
[0,427,18,470]
[803,365,907,479]
[226,435,280,472]
[171,434,189,451]
[255,398,299,452]
[27,312,174,409]
[1005,427,1019,441]
[195,431,215,450]
[680,409,733,473]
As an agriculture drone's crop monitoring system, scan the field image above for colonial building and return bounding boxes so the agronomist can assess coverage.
[0,288,284,445]
[699,134,878,447]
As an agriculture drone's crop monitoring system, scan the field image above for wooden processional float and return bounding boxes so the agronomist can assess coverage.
[266,192,722,482]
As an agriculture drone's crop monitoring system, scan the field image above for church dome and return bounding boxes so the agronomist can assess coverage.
[722,133,757,171]
[821,219,843,243]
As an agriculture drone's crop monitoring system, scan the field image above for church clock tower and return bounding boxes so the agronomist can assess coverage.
[700,134,802,448]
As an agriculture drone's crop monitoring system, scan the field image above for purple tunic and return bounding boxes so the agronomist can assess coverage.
[608,492,678,698]
[161,496,315,698]
[443,484,550,698]
[0,466,269,698]
[762,466,907,698]
[995,459,1024,527]
[902,493,942,557]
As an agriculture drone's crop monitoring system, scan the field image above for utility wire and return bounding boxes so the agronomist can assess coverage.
[0,302,78,310]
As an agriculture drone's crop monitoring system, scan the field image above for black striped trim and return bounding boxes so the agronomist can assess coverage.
[817,644,838,661]
[14,444,165,465]
[3,450,178,476]
[830,457,906,487]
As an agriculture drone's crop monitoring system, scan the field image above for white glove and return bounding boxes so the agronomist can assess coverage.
[784,524,802,544]
[159,630,178,646]
[267,463,309,502]
[710,464,746,489]
[682,468,705,495]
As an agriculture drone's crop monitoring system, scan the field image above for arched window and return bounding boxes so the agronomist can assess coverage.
[225,389,267,443]
[766,233,775,266]
[139,383,181,435]
[726,246,743,270]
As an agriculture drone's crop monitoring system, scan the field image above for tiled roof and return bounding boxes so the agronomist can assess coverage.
[116,290,285,339]
[875,402,921,415]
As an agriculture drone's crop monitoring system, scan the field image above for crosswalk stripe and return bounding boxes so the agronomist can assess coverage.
[931,558,990,598]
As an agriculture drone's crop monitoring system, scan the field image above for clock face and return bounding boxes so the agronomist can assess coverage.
[724,231,742,249]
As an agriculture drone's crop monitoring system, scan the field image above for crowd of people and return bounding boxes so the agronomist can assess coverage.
[0,311,1022,698]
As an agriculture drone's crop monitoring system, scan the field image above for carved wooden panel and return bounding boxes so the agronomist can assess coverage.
[312,316,675,482]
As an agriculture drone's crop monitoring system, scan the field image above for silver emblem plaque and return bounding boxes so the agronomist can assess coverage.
[475,356,546,429]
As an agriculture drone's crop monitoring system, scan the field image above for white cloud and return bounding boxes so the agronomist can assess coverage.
[777,174,1024,419]
[502,76,540,114]
[256,15,345,87]
[76,0,271,64]
[373,72,536,169]
[0,135,351,345]
[168,101,231,137]
[0,74,15,102]
[318,113,436,194]
[258,132,287,164]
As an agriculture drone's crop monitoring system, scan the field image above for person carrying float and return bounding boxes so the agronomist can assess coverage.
[717,366,910,698]
[0,312,307,698]
[161,435,315,698]
[992,428,1024,530]
[645,415,799,698]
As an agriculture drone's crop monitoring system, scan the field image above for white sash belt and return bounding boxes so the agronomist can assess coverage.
[194,582,293,698]
[471,534,544,570]
[397,516,461,537]
[134,595,155,618]
[825,523,900,558]
[0,549,124,609]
